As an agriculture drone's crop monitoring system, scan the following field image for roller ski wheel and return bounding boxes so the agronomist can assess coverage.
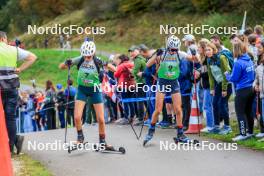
[93,143,126,154]
[67,141,89,154]
[173,137,200,146]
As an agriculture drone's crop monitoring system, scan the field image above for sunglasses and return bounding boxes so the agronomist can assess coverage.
[169,48,178,52]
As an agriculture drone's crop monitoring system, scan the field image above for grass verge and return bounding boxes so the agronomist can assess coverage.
[202,119,264,151]
[13,154,52,176]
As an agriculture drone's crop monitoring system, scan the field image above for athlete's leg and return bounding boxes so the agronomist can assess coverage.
[91,91,106,143]
[74,100,86,142]
[143,91,165,145]
[171,92,191,142]
[171,92,183,127]
[93,103,105,136]
[166,102,173,124]
[74,100,86,131]
[151,91,165,124]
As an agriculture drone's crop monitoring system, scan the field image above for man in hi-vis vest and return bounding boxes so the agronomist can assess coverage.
[0,31,37,154]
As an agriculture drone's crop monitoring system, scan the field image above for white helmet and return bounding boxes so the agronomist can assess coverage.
[167,35,181,49]
[80,41,96,56]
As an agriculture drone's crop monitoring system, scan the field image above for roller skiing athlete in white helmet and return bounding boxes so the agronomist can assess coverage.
[143,35,199,146]
[59,40,125,154]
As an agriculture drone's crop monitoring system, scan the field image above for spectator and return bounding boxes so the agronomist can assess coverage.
[56,84,66,128]
[248,34,258,63]
[35,91,46,131]
[113,54,136,125]
[225,41,255,141]
[64,79,76,127]
[129,45,147,126]
[197,39,215,132]
[59,35,64,48]
[210,34,229,51]
[44,80,56,130]
[139,44,156,126]
[254,25,264,44]
[254,39,264,139]
[206,42,232,135]
[0,31,36,154]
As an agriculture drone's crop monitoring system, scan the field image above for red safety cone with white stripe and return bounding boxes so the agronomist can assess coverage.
[185,92,203,134]
[0,91,13,176]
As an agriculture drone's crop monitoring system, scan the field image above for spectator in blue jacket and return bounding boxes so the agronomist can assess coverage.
[178,58,196,130]
[64,79,76,126]
[225,41,255,141]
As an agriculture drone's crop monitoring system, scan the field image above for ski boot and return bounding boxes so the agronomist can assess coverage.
[77,132,84,143]
[68,132,85,153]
[143,127,155,146]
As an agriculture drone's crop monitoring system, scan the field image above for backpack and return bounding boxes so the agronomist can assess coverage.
[218,49,234,70]
[77,56,104,82]
[207,55,224,83]
[77,55,102,72]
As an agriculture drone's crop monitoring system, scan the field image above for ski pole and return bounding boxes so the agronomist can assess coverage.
[36,101,75,113]
[65,63,71,143]
[118,97,140,139]
[256,92,260,122]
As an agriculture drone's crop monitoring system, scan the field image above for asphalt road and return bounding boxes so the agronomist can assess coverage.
[22,124,264,176]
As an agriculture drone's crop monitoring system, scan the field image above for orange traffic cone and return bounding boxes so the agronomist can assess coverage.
[185,93,203,134]
[0,91,13,176]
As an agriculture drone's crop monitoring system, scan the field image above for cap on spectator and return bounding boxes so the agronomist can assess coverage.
[128,45,139,52]
[182,34,195,42]
[56,84,63,90]
[138,44,149,51]
[108,54,115,62]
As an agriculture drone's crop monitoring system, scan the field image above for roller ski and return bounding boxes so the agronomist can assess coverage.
[67,133,88,153]
[173,134,200,146]
[143,127,155,146]
[93,140,126,154]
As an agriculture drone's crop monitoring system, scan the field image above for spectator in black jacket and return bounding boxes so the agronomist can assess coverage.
[56,84,66,128]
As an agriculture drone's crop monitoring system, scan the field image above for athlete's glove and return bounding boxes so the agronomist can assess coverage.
[65,59,73,67]
[156,48,163,56]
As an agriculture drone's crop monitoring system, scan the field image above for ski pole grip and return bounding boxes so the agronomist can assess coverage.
[65,59,73,67]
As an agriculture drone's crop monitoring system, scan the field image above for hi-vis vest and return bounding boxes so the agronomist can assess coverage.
[0,42,20,89]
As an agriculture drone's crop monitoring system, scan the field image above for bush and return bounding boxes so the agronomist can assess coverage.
[84,0,119,21]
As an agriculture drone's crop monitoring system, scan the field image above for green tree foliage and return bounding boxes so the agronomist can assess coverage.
[84,0,119,20]
[0,0,8,9]
[118,0,151,14]
[1,0,263,33]
[228,0,264,19]
[63,0,85,11]
[0,9,10,30]
[0,0,83,32]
